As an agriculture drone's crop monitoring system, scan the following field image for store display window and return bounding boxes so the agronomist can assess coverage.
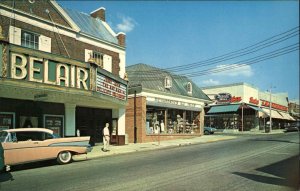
[146,106,200,135]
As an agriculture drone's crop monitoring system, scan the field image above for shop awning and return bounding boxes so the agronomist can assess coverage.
[278,112,296,121]
[248,105,264,112]
[146,101,202,112]
[207,104,240,114]
[261,108,284,119]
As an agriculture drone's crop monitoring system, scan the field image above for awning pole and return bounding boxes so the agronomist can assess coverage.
[242,104,244,132]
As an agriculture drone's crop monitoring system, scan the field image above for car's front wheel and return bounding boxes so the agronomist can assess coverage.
[204,130,210,135]
[57,151,72,164]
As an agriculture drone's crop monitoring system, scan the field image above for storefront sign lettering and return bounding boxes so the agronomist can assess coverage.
[10,53,89,90]
[215,93,242,103]
[249,97,259,105]
[215,93,232,103]
[153,98,196,107]
[261,100,288,111]
[96,74,126,100]
[231,96,242,103]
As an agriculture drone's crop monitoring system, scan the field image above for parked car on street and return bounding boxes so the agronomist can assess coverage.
[284,121,300,132]
[0,142,4,172]
[204,127,217,135]
[0,128,92,170]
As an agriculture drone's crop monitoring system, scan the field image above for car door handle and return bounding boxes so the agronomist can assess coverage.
[33,142,39,144]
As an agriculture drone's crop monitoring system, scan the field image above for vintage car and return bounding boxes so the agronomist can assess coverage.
[0,142,4,171]
[204,126,217,135]
[0,128,91,170]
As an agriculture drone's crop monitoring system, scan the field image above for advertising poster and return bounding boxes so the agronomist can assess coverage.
[44,115,64,137]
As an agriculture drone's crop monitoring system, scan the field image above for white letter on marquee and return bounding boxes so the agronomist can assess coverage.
[76,67,88,90]
[56,64,69,87]
[29,57,43,83]
[11,53,27,79]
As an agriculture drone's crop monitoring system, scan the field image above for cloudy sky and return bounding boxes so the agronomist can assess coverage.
[58,1,299,100]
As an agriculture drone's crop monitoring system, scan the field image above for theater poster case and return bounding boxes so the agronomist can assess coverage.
[44,115,64,136]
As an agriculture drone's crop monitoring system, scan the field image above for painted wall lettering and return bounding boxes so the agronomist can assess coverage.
[261,100,288,111]
[249,97,259,105]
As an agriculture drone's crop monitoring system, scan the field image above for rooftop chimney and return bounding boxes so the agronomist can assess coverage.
[90,7,106,22]
[117,32,126,47]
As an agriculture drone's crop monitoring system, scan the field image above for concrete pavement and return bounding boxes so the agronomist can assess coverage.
[73,129,285,161]
[73,134,236,161]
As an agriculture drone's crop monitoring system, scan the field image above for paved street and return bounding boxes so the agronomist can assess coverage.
[0,132,299,191]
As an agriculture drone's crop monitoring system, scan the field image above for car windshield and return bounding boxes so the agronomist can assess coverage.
[0,131,8,143]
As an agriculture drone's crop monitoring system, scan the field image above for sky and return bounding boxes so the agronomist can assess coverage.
[58,1,299,101]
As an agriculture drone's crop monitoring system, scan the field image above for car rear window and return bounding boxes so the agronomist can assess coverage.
[0,131,8,142]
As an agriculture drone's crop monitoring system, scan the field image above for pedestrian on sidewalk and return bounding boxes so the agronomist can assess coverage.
[102,123,110,152]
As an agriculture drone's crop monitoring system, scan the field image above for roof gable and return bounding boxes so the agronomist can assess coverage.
[126,63,211,101]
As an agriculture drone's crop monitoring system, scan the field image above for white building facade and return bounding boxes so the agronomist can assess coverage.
[202,83,294,131]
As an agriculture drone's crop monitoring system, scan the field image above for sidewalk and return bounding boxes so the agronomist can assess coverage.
[73,134,237,161]
[221,129,286,135]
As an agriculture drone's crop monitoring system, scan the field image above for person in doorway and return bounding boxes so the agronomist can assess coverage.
[102,123,110,152]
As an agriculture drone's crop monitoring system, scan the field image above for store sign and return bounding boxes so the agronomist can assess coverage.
[153,97,196,107]
[10,52,89,90]
[249,97,259,105]
[261,100,288,111]
[215,93,232,103]
[96,74,127,100]
[231,96,242,103]
[215,93,242,104]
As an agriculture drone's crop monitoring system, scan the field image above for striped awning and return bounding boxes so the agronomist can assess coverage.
[278,112,295,121]
[261,108,284,119]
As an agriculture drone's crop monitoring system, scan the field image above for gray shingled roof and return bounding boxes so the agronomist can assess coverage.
[126,63,211,101]
[62,8,118,45]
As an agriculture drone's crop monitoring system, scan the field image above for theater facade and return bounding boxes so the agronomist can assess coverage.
[0,1,127,144]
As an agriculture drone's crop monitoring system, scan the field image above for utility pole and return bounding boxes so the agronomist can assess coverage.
[269,88,272,133]
[134,90,137,143]
[268,86,275,133]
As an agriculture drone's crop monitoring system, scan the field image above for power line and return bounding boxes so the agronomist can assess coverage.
[128,26,299,74]
[128,43,299,81]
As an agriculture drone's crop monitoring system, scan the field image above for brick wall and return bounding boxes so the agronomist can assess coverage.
[125,96,147,143]
[0,15,121,76]
[125,96,202,143]
[1,0,70,27]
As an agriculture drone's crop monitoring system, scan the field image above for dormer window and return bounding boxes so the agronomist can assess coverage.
[187,82,192,94]
[164,76,172,89]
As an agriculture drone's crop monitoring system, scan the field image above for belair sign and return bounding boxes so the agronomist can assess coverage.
[9,52,127,101]
[10,52,89,90]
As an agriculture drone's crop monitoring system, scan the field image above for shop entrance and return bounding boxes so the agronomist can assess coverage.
[76,107,112,145]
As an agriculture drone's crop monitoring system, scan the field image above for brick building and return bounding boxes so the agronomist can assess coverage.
[0,1,127,145]
[125,64,211,143]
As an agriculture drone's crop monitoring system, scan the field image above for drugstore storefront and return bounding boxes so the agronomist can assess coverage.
[203,83,295,132]
[0,45,127,145]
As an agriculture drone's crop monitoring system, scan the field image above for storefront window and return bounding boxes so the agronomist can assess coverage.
[146,106,200,134]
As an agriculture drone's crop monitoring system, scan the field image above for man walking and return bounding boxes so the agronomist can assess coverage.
[102,123,110,152]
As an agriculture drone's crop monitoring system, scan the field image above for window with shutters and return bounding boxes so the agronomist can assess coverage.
[93,51,103,68]
[21,31,39,50]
